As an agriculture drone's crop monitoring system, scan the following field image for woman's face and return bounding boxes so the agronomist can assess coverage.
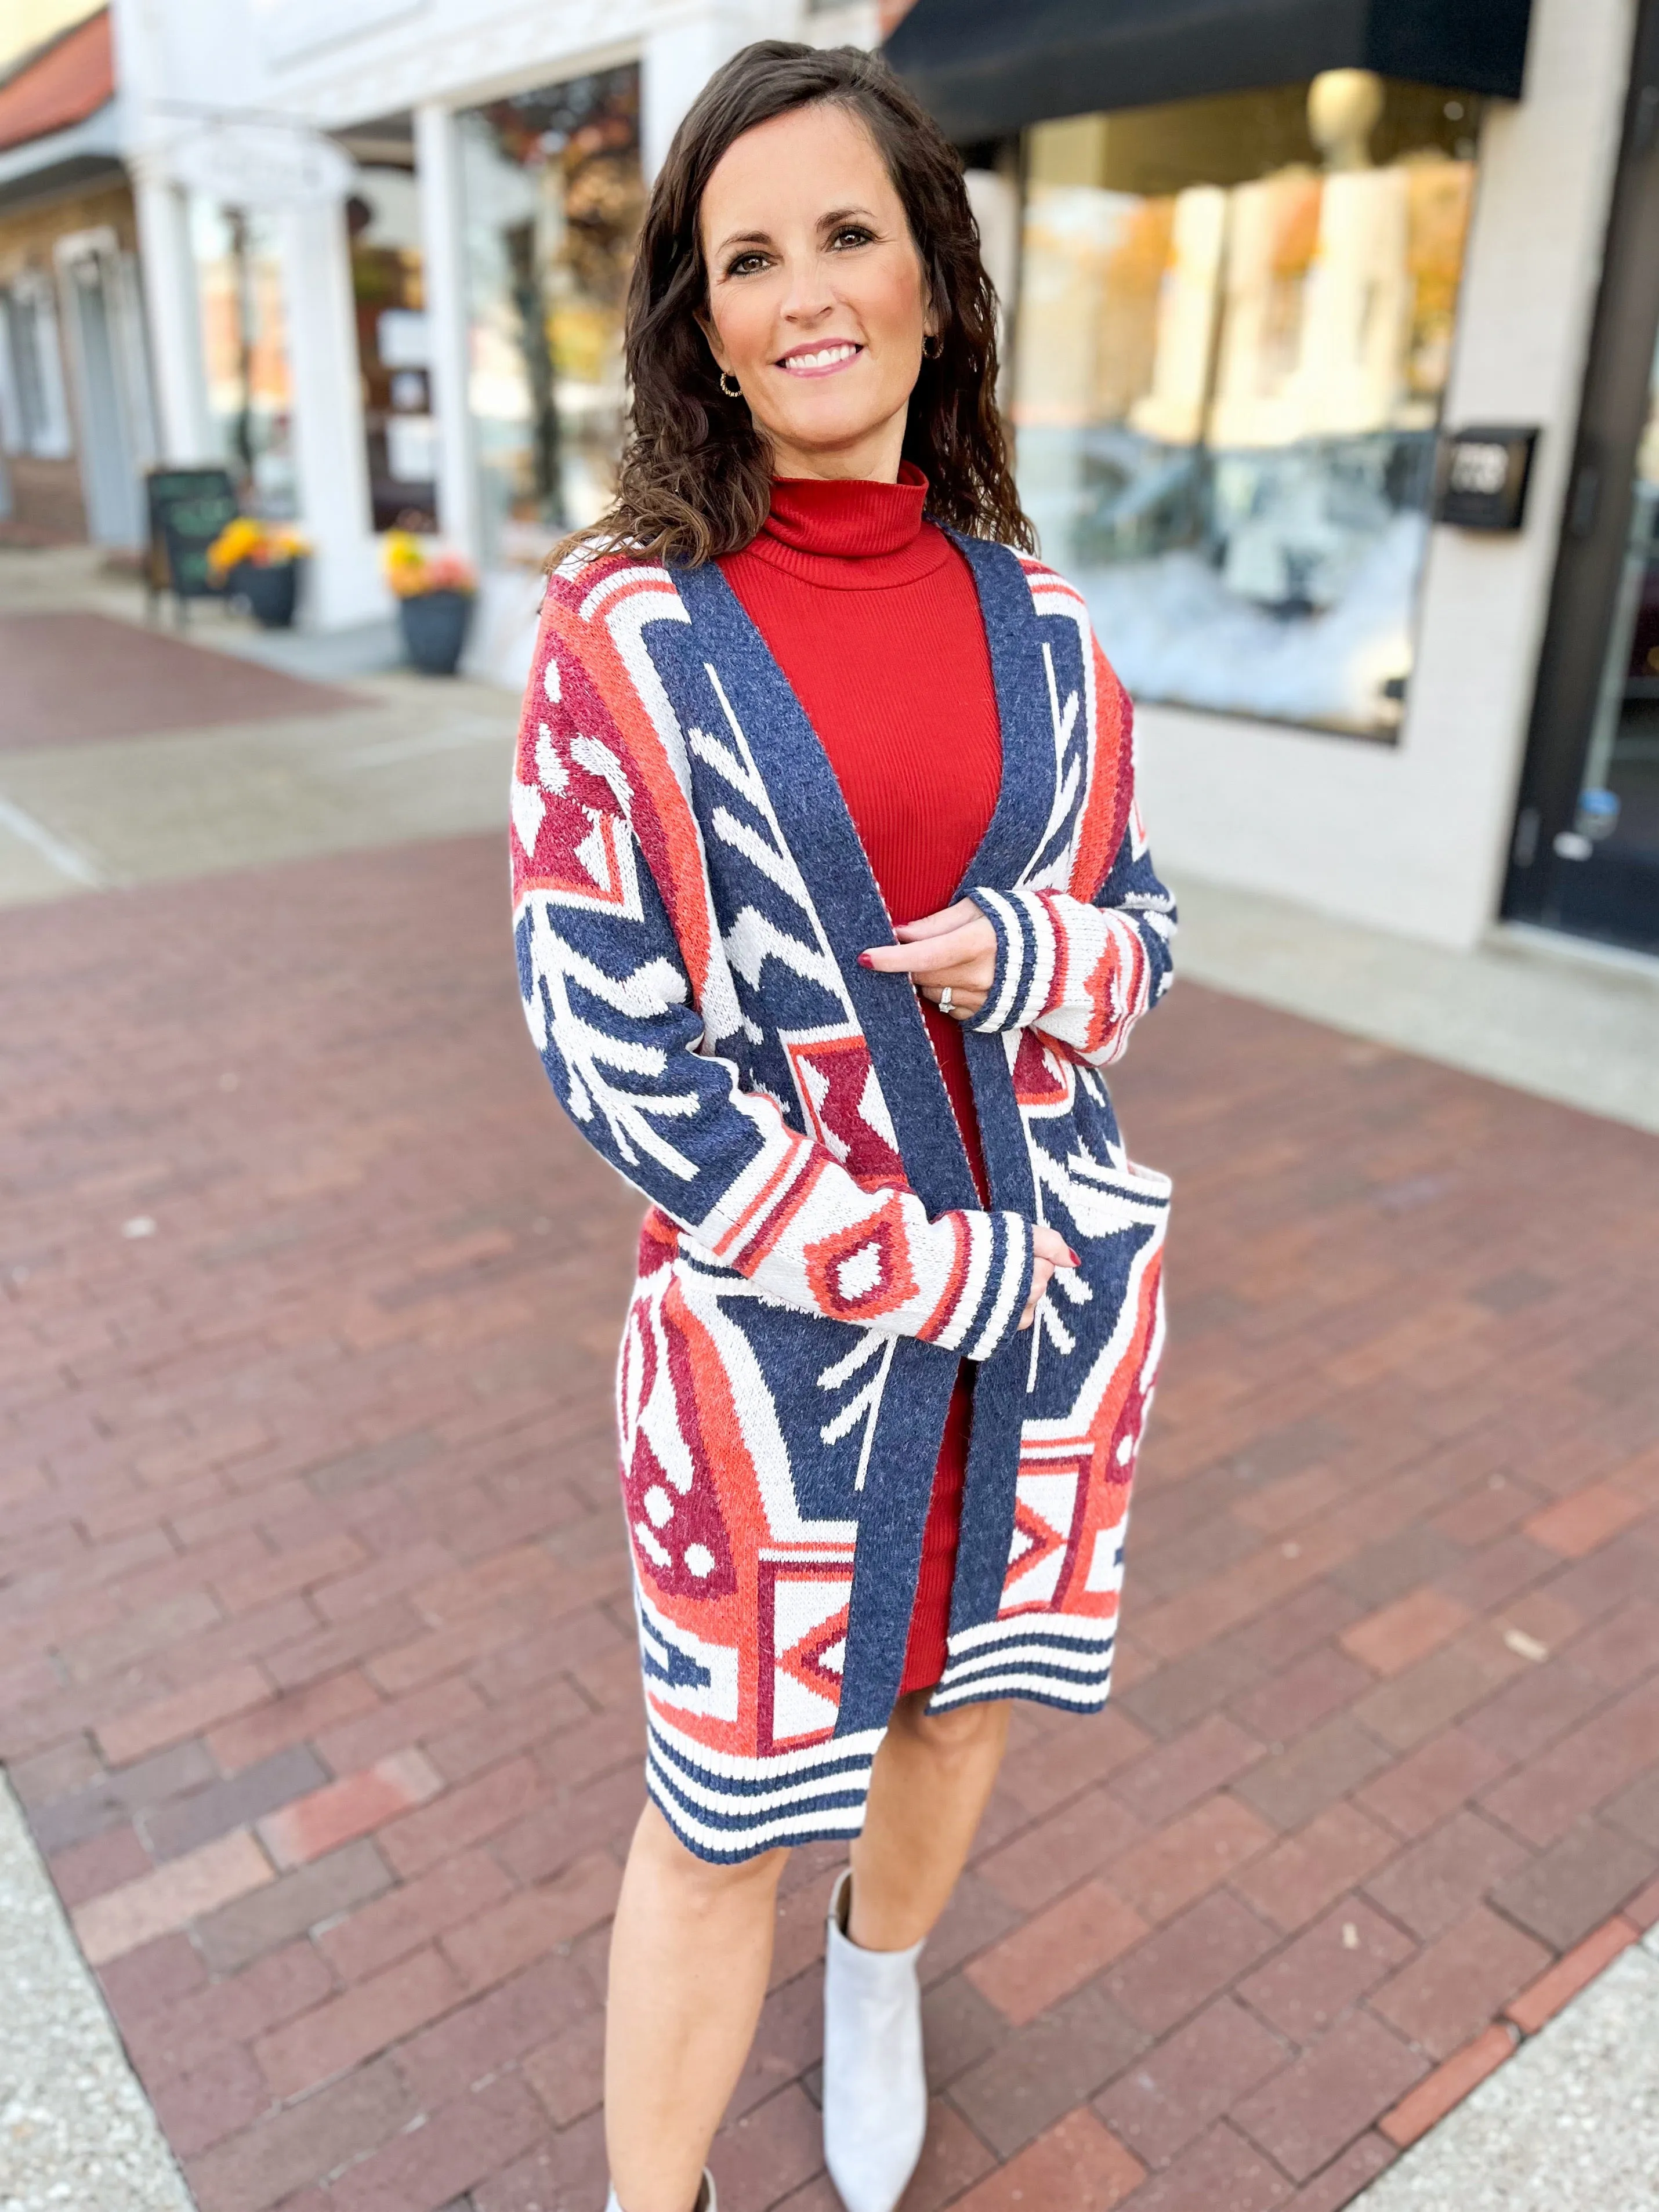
[697,101,935,483]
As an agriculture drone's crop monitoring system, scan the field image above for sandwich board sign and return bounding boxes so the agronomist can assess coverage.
[145,466,238,614]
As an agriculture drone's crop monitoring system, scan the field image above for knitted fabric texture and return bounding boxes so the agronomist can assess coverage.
[718,465,1001,1695]
[510,534,1176,1861]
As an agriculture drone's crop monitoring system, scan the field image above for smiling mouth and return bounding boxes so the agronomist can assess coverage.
[777,342,863,376]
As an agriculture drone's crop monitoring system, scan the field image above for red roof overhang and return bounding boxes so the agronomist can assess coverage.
[0,10,114,157]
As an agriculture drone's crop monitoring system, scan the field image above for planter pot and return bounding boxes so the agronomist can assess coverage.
[398,589,472,676]
[233,559,302,629]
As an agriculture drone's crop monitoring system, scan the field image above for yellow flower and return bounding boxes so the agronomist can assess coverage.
[207,516,265,579]
[206,517,309,576]
[382,532,476,596]
[382,531,425,581]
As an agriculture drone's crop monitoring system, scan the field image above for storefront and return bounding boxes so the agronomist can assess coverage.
[117,0,1649,959]
[0,6,154,547]
[454,64,643,562]
[888,0,1651,959]
[115,0,874,661]
[1005,79,1479,743]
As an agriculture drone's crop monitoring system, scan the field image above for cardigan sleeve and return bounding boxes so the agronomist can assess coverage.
[965,819,1176,1068]
[513,723,1035,1368]
[963,599,1175,1068]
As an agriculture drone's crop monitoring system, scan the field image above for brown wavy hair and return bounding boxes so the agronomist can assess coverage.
[565,39,1033,568]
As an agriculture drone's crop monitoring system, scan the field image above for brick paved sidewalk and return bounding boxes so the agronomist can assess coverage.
[3,833,1658,2212]
[1,611,361,748]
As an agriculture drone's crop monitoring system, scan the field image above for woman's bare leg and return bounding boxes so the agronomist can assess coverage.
[605,1802,787,2212]
[847,1691,1010,1950]
[604,1696,1008,2206]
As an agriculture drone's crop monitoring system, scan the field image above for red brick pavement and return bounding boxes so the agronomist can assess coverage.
[4,832,1659,2212]
[1,611,361,748]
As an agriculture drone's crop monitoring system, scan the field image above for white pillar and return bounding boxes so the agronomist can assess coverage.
[642,2,800,182]
[414,100,481,565]
[114,0,214,464]
[129,161,215,464]
[276,195,386,629]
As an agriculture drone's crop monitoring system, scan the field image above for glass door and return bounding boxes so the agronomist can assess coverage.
[1505,2,1659,953]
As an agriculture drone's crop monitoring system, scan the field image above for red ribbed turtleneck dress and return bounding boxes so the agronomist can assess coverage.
[720,465,1003,1694]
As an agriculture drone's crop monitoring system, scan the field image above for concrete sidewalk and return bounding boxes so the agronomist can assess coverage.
[1356,1923,1659,2209]
[0,543,516,906]
[1168,872,1659,1141]
[0,1772,195,2212]
[6,541,1656,1148]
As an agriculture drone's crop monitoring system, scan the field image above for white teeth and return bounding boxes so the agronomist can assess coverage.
[785,344,859,370]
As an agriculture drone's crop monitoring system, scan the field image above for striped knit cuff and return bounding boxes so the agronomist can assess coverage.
[929,1209,1035,1363]
[966,887,1061,1034]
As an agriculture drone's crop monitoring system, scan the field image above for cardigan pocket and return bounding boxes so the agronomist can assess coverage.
[1022,1145,1171,1413]
[617,1223,962,1775]
[624,1208,947,1537]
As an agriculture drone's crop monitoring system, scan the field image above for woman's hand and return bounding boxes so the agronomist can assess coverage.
[859,899,997,1020]
[861,906,1071,1325]
[1019,1225,1077,1330]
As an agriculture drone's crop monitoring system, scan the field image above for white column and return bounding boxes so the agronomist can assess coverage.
[276,195,386,629]
[129,161,215,463]
[642,1,799,182]
[414,99,481,565]
[114,0,214,464]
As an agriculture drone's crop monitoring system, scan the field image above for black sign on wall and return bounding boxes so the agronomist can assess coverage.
[1434,427,1540,532]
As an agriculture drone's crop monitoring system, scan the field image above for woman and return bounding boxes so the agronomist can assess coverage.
[510,41,1175,2212]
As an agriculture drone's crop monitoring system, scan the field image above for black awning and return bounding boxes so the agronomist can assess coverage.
[883,0,1534,143]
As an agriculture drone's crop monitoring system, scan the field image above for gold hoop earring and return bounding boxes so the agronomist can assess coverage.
[719,371,742,398]
[922,335,943,360]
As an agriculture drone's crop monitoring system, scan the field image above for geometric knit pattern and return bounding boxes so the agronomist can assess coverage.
[510,532,1176,1861]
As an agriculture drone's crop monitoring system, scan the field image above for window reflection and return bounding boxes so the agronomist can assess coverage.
[459,65,643,567]
[189,200,297,515]
[347,162,437,533]
[1012,77,1479,737]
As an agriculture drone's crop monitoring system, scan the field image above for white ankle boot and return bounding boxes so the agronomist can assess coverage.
[605,2172,715,2212]
[821,1869,928,2212]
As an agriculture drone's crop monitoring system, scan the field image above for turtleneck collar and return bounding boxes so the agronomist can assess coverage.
[741,460,951,591]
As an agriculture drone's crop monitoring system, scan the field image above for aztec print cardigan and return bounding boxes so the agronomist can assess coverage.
[510,532,1176,1862]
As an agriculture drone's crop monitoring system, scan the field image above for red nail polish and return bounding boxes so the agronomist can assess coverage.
[857,953,875,968]
[1067,1248,1081,1267]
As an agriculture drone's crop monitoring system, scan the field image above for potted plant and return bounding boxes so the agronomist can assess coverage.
[206,517,310,629]
[385,531,477,675]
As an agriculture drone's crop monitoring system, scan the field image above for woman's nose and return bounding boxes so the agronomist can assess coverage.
[775,255,837,322]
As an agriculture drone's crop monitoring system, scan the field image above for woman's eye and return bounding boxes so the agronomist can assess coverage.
[831,227,875,250]
[726,252,769,277]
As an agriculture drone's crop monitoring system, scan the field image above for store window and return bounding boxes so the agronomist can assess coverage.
[458,64,644,567]
[190,200,297,514]
[0,272,73,459]
[347,162,437,532]
[1011,74,1481,738]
